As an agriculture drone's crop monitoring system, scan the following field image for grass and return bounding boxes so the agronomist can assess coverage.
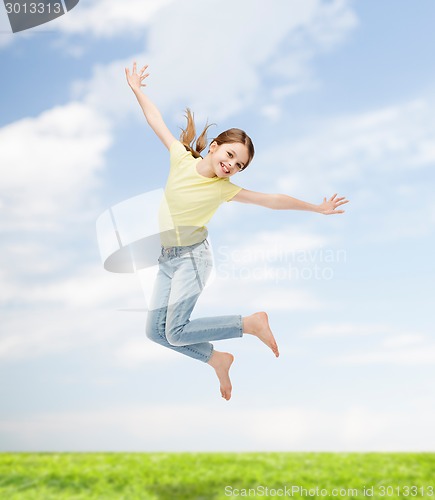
[0,452,434,499]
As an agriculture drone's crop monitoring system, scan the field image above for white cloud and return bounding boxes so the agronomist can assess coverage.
[260,104,282,122]
[256,99,435,195]
[147,0,356,119]
[0,259,150,361]
[0,101,118,364]
[2,401,435,451]
[0,98,123,364]
[2,0,357,65]
[306,322,394,337]
[0,301,145,361]
[248,97,435,244]
[0,102,111,230]
[73,0,357,121]
[71,56,143,123]
[0,91,128,365]
[328,343,435,366]
[0,263,140,307]
[382,333,426,349]
[51,0,175,38]
[317,327,435,366]
[257,100,435,192]
[114,337,179,367]
[361,201,435,242]
[330,344,435,366]
[0,0,176,52]
[304,323,435,366]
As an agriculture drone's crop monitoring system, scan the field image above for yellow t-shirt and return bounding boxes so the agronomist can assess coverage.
[158,140,243,247]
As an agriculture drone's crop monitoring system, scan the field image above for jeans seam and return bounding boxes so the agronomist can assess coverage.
[188,250,205,291]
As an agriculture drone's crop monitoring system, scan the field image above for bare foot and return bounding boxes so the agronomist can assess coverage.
[207,350,234,401]
[242,311,279,357]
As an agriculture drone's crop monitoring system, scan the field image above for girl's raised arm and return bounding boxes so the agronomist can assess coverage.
[125,62,176,150]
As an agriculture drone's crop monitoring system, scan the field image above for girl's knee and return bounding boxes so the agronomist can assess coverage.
[165,326,185,347]
[166,334,182,346]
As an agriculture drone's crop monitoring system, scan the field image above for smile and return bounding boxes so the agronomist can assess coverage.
[220,162,230,174]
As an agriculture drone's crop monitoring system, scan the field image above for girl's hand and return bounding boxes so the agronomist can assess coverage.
[318,194,349,214]
[125,62,150,92]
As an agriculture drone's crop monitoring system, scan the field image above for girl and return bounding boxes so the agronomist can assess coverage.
[125,62,348,401]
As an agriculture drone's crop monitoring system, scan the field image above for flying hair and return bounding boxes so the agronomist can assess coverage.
[179,108,214,159]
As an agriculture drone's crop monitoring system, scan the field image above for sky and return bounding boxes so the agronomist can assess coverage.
[1,0,435,452]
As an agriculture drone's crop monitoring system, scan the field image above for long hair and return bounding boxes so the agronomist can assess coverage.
[179,108,255,169]
[179,108,214,159]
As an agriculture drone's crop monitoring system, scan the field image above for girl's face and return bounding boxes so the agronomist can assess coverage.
[209,142,250,178]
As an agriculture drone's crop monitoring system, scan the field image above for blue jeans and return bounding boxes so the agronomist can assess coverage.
[145,239,243,362]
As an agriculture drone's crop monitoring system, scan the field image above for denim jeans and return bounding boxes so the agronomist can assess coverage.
[145,239,243,362]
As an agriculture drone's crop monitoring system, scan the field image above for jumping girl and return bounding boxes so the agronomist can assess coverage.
[125,62,348,401]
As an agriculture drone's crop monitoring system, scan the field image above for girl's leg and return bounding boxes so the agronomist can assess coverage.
[165,246,243,347]
[146,257,235,399]
[164,244,279,356]
[146,260,214,363]
[147,241,279,400]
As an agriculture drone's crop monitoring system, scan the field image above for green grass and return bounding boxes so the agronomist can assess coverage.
[0,453,434,499]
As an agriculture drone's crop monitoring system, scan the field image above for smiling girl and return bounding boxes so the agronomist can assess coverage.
[125,62,348,400]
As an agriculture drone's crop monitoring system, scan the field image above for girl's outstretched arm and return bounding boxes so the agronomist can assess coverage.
[125,62,176,150]
[232,189,349,214]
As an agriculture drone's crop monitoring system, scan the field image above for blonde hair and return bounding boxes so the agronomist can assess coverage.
[179,108,254,170]
[179,108,213,159]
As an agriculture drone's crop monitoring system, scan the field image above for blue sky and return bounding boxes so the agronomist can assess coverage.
[1,0,435,451]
